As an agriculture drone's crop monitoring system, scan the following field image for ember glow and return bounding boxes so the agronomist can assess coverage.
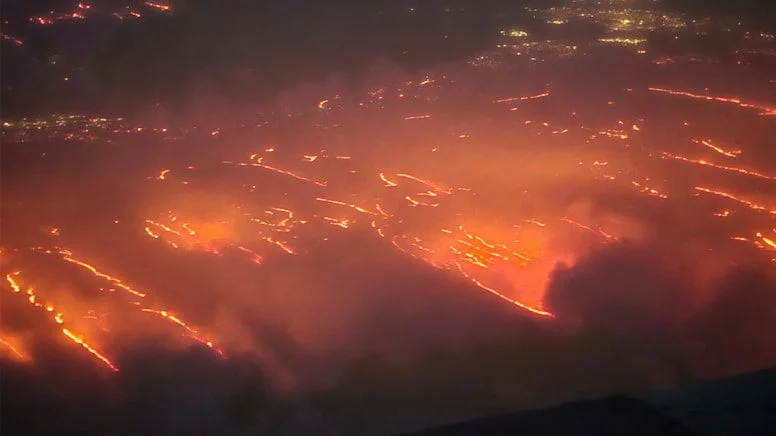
[2,0,776,434]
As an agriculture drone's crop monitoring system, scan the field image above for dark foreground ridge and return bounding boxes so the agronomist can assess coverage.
[404,368,776,436]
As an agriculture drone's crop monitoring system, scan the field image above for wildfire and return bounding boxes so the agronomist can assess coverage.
[562,217,618,241]
[316,197,376,215]
[235,245,263,264]
[756,232,776,250]
[495,91,550,103]
[141,309,224,357]
[629,180,669,199]
[695,187,776,215]
[660,152,776,181]
[453,262,552,317]
[60,251,147,298]
[694,139,742,158]
[0,334,31,363]
[596,130,629,140]
[5,273,118,371]
[263,236,295,254]
[379,172,399,187]
[33,241,228,360]
[7,33,776,382]
[324,217,352,228]
[144,1,172,12]
[649,87,776,116]
[227,159,328,187]
[62,328,119,371]
[396,173,452,194]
